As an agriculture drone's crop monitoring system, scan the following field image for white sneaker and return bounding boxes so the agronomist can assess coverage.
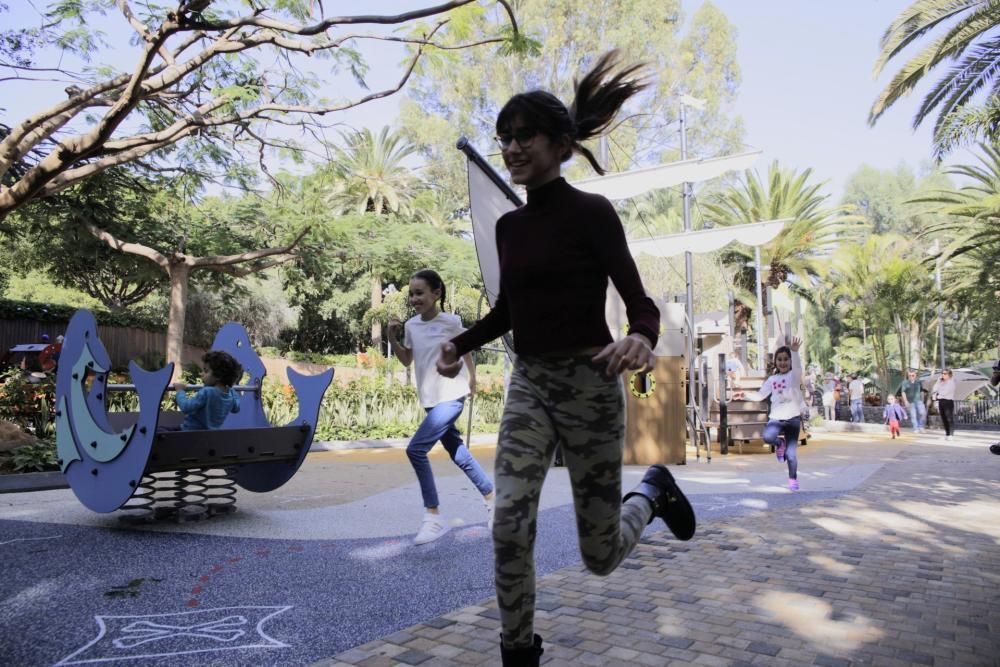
[946,435,953,441]
[414,514,449,545]
[484,495,495,531]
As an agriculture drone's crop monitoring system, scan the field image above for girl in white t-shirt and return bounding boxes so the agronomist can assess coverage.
[734,337,805,490]
[387,269,495,545]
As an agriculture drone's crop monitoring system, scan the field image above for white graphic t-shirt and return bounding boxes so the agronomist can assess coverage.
[743,350,804,421]
[405,312,471,408]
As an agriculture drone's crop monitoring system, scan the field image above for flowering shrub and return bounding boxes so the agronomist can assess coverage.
[262,374,504,441]
[0,369,55,438]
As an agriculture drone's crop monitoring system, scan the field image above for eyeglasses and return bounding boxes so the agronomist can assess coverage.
[495,128,537,150]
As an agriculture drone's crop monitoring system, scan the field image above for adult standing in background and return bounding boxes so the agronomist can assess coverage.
[899,369,925,434]
[821,372,837,422]
[932,369,957,441]
[848,374,865,423]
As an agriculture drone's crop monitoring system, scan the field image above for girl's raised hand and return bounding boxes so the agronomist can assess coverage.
[788,336,802,351]
[437,342,463,378]
[592,334,655,377]
[387,318,402,341]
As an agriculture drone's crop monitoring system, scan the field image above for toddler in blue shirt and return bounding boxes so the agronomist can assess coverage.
[173,350,242,430]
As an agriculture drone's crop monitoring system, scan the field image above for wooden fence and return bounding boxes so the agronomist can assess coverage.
[0,318,206,369]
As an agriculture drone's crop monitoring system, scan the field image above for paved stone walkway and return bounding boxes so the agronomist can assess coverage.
[315,436,1000,667]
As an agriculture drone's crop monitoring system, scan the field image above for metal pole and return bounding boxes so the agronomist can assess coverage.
[466,292,485,445]
[936,259,945,369]
[680,100,698,443]
[754,245,765,372]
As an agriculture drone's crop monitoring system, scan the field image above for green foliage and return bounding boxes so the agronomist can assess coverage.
[282,203,481,352]
[6,169,171,311]
[840,163,953,236]
[908,143,1000,361]
[400,0,744,202]
[829,235,934,393]
[260,375,504,441]
[870,0,1000,157]
[323,127,421,217]
[0,369,55,438]
[1,0,522,221]
[0,297,163,332]
[703,161,866,329]
[10,441,58,472]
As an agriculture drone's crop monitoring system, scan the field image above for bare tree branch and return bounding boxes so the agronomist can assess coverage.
[193,226,309,268]
[188,0,480,34]
[82,219,170,268]
[0,1,521,219]
[115,0,177,65]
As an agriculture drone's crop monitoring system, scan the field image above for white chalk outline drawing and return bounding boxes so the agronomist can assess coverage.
[0,535,62,547]
[54,605,292,665]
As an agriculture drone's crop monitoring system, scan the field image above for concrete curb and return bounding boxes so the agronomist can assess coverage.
[811,421,894,435]
[0,434,502,494]
[0,470,68,494]
[310,433,498,452]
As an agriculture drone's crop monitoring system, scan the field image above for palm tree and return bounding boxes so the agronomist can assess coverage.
[325,127,420,217]
[702,162,863,331]
[324,126,422,349]
[870,0,1000,157]
[910,143,1000,354]
[828,235,935,393]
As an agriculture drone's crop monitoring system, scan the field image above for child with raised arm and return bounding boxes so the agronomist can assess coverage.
[387,269,495,546]
[882,394,907,439]
[173,350,242,431]
[435,52,696,666]
[734,337,805,490]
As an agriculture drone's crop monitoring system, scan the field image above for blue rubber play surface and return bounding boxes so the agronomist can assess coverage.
[0,488,841,666]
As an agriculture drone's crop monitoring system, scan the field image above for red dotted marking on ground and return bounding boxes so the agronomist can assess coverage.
[186,543,340,608]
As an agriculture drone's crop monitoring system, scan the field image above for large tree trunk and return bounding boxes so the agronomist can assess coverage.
[165,263,191,378]
[911,319,923,371]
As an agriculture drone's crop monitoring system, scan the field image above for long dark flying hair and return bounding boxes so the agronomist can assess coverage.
[495,50,648,175]
[411,268,446,309]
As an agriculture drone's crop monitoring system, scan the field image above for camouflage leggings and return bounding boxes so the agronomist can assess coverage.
[494,354,653,648]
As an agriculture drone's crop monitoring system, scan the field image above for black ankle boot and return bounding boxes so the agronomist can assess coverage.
[624,464,696,541]
[500,633,544,667]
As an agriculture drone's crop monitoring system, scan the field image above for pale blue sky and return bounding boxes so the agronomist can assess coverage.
[3,1,959,200]
[699,0,951,198]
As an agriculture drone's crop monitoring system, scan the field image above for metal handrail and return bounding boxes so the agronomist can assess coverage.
[106,383,261,393]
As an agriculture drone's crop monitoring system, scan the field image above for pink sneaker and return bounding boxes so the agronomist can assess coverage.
[788,478,799,491]
[776,435,786,463]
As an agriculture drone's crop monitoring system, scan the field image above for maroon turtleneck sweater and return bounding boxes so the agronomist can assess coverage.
[451,177,660,357]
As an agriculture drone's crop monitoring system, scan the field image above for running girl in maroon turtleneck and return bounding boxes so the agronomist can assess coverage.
[437,51,696,667]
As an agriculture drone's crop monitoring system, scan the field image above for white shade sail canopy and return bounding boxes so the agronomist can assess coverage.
[571,150,762,200]
[466,150,519,309]
[628,218,790,258]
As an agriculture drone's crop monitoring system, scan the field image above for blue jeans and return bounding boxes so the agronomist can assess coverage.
[763,417,801,479]
[406,398,493,509]
[850,399,864,423]
[907,401,926,431]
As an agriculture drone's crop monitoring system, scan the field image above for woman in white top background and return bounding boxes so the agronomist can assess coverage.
[387,269,496,545]
[735,337,805,490]
[932,368,957,441]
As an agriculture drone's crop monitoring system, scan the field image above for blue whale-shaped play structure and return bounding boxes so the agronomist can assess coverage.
[55,310,333,514]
